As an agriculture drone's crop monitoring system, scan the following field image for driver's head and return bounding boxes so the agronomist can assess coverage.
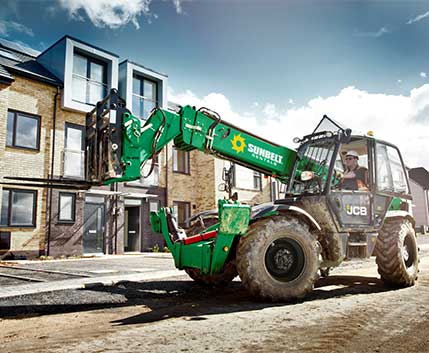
[345,150,359,169]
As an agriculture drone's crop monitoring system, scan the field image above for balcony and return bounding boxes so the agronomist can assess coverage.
[63,149,85,179]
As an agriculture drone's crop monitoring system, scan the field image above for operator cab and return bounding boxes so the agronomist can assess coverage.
[283,116,411,233]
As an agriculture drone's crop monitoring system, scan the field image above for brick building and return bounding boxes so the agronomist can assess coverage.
[0,35,273,259]
[408,167,429,232]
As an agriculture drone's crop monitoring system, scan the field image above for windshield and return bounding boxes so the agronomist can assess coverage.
[289,139,337,194]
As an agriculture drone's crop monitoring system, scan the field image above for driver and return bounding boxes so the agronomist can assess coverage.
[339,150,369,191]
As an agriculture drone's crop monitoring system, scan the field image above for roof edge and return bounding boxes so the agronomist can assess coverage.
[39,35,119,58]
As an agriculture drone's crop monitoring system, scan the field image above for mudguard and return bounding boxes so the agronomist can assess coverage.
[384,210,415,227]
[250,202,321,231]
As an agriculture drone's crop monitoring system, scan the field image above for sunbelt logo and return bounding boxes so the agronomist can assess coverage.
[230,133,283,166]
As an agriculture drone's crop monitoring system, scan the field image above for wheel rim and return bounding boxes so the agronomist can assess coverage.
[402,234,417,268]
[264,237,305,282]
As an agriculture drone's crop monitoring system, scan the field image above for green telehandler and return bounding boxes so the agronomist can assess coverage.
[87,89,419,301]
[8,88,418,301]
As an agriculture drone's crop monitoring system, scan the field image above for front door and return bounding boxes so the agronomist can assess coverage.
[125,206,140,252]
[83,202,105,254]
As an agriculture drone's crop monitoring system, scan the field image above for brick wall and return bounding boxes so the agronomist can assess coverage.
[0,77,57,257]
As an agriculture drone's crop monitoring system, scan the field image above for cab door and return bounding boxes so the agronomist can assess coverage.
[327,138,374,230]
[372,141,411,227]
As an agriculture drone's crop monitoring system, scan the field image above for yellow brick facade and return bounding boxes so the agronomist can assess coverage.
[0,77,57,255]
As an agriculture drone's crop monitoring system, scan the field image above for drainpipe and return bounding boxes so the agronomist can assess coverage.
[46,86,60,256]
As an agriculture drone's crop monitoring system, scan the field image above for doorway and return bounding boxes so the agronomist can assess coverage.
[124,206,140,252]
[83,202,105,254]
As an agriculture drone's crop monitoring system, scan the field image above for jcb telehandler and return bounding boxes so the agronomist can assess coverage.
[9,89,419,301]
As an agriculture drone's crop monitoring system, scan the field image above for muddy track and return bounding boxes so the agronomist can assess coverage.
[0,254,428,353]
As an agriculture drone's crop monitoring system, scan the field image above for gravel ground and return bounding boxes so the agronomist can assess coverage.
[0,254,428,353]
[0,237,427,352]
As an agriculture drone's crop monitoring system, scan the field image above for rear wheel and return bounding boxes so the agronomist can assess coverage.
[185,260,238,287]
[375,218,419,287]
[236,216,320,301]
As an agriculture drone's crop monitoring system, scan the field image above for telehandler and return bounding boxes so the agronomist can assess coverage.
[8,89,419,301]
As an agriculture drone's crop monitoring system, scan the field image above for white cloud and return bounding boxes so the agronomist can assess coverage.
[0,20,34,37]
[288,98,295,105]
[172,0,183,14]
[169,85,429,169]
[57,0,151,29]
[262,103,280,119]
[420,72,427,78]
[57,0,187,29]
[354,27,389,38]
[407,11,429,25]
[397,79,402,83]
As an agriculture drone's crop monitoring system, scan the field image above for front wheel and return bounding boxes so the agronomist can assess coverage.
[236,216,320,301]
[375,218,419,287]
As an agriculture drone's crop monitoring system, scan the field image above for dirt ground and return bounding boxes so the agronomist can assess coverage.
[0,254,428,353]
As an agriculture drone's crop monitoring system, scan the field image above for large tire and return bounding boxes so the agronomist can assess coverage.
[375,218,419,287]
[236,216,320,301]
[185,260,238,287]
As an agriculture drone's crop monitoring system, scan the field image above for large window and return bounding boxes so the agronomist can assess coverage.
[173,148,190,174]
[173,201,191,228]
[376,143,408,194]
[253,172,262,191]
[58,192,76,223]
[72,52,107,105]
[132,75,157,119]
[233,164,262,190]
[149,200,160,213]
[63,123,85,179]
[0,189,37,227]
[7,110,40,150]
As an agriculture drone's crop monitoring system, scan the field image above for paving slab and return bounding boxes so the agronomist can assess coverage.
[0,269,185,299]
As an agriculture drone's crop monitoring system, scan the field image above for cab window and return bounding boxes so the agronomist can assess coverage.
[376,143,408,194]
[336,139,369,191]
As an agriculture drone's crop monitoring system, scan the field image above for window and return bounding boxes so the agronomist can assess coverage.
[72,52,107,105]
[132,75,158,119]
[6,110,40,150]
[233,164,262,190]
[63,123,85,178]
[58,193,76,223]
[149,200,160,213]
[173,201,191,228]
[0,189,37,227]
[253,172,262,191]
[376,143,408,194]
[173,148,190,174]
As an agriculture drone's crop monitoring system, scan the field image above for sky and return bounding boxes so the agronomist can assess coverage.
[1,0,429,169]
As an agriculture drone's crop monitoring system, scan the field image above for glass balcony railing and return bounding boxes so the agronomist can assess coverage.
[72,75,107,106]
[132,95,156,120]
[63,149,85,179]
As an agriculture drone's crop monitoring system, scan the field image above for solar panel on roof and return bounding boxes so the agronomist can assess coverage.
[0,38,40,57]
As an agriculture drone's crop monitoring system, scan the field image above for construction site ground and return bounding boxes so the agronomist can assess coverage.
[0,236,428,353]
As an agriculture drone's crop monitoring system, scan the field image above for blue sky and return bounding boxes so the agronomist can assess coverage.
[1,0,429,168]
